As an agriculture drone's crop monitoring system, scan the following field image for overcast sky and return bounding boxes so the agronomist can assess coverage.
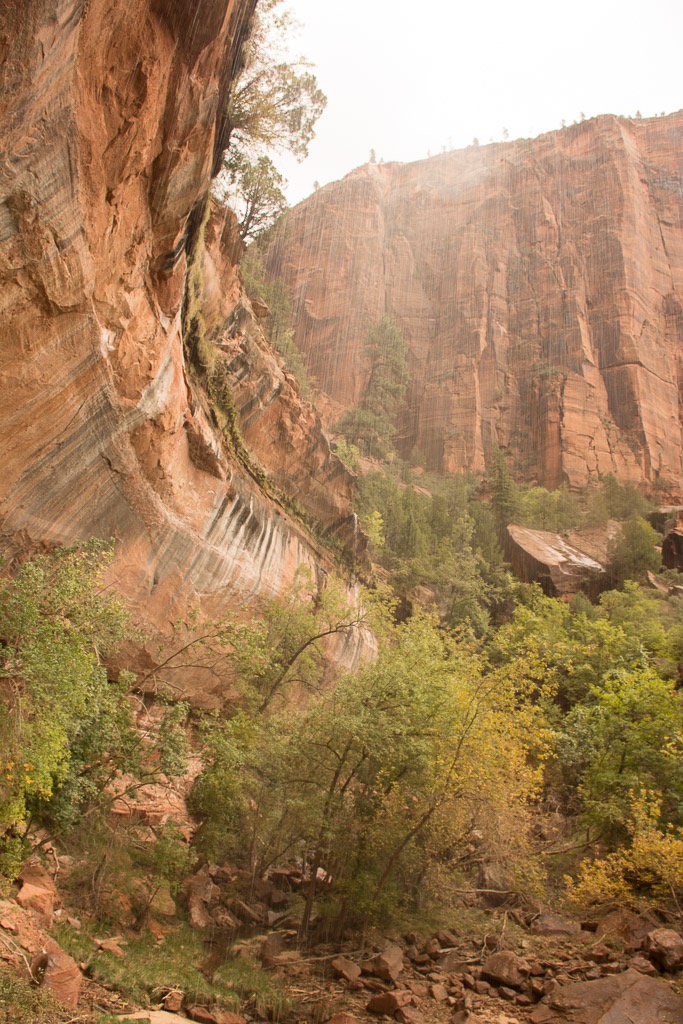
[275,0,682,204]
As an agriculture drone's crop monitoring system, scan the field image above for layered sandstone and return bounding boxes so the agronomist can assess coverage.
[505,524,612,599]
[267,113,683,493]
[0,0,365,689]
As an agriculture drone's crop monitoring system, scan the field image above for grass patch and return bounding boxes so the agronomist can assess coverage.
[213,955,293,1020]
[54,921,294,1020]
[86,925,238,1010]
[0,967,65,1024]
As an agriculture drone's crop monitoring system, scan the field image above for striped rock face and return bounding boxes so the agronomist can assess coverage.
[0,0,371,698]
[266,113,683,495]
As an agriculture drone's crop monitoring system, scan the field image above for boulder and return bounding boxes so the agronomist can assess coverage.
[226,898,263,924]
[422,937,441,958]
[331,956,362,983]
[506,525,606,598]
[32,942,81,1009]
[596,909,655,949]
[162,990,185,1013]
[481,951,531,989]
[395,1009,424,1024]
[366,989,412,1014]
[662,515,683,570]
[370,943,404,982]
[15,883,55,925]
[643,928,683,972]
[429,982,449,1001]
[259,931,288,963]
[531,913,582,937]
[529,968,683,1022]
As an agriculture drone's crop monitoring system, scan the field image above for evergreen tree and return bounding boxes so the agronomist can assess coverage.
[338,316,409,459]
[489,446,520,545]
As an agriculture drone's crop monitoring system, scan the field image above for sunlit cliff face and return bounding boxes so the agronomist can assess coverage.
[267,112,683,494]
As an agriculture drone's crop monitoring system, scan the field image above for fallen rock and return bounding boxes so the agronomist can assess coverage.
[188,895,212,930]
[97,936,126,957]
[529,968,683,1022]
[506,525,606,599]
[326,1015,361,1024]
[332,955,362,983]
[643,928,683,972]
[629,955,657,976]
[226,898,262,924]
[395,1008,424,1024]
[481,951,531,989]
[595,909,654,949]
[430,982,449,1002]
[370,943,404,982]
[186,866,219,930]
[211,905,240,929]
[162,990,184,1013]
[531,913,582,937]
[32,943,81,1009]
[366,989,412,1014]
[259,931,287,963]
[15,882,55,925]
[18,861,58,894]
[185,1007,220,1024]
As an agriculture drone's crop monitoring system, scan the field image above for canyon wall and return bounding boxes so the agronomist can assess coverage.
[0,0,366,696]
[267,113,683,493]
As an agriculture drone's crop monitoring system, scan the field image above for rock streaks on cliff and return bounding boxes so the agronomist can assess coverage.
[0,0,364,679]
[267,114,683,492]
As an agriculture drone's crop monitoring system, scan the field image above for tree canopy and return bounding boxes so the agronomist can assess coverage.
[214,0,327,240]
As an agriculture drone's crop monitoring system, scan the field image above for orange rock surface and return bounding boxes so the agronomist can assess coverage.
[267,114,683,492]
[0,0,366,687]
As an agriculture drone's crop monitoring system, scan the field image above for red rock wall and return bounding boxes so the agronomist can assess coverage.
[267,114,683,493]
[0,0,365,688]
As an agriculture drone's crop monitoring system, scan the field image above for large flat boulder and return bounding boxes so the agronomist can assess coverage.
[506,525,607,597]
[530,968,683,1022]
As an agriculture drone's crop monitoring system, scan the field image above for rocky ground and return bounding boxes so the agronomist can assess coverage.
[2,855,683,1023]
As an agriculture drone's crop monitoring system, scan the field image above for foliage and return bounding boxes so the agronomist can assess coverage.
[0,543,129,875]
[337,316,409,459]
[191,608,548,931]
[565,790,683,914]
[599,474,653,522]
[226,0,326,162]
[213,0,326,242]
[517,485,583,533]
[216,152,288,242]
[355,470,515,634]
[488,587,640,707]
[559,667,683,840]
[489,446,521,544]
[232,568,367,711]
[605,515,661,586]
[333,438,362,473]
[0,544,190,892]
[132,822,197,927]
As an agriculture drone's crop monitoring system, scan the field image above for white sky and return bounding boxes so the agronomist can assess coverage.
[275,0,683,204]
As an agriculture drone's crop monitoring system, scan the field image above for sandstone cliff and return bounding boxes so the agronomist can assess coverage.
[0,0,365,692]
[266,114,683,493]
